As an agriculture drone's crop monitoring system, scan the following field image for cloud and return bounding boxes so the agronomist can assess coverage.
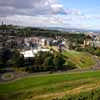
[0,0,84,17]
[85,15,100,20]
[65,9,82,15]
[5,15,64,27]
[0,0,84,28]
[1,0,99,30]
[2,13,100,30]
[4,14,86,28]
[0,0,67,17]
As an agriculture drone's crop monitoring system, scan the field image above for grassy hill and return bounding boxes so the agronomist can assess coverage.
[62,50,96,69]
[0,71,100,100]
[57,87,100,100]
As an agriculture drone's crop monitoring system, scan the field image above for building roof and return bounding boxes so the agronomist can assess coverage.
[20,50,35,58]
[20,48,49,58]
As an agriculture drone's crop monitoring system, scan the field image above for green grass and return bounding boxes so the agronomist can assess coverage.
[62,50,96,68]
[1,71,100,100]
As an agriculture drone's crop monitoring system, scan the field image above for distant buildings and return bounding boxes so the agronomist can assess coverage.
[83,33,100,48]
[20,36,67,57]
[24,36,53,48]
[0,22,17,49]
[0,23,68,59]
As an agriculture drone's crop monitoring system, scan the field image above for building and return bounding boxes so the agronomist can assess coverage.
[83,33,100,48]
[20,48,49,58]
[24,36,53,49]
[0,22,17,49]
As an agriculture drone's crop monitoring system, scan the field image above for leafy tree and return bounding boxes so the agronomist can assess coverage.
[9,50,24,67]
[53,54,65,70]
[43,56,54,71]
[34,51,53,67]
[34,51,46,67]
[0,48,12,66]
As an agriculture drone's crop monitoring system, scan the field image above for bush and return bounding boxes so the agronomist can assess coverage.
[95,49,100,56]
[32,52,66,72]
[53,54,65,70]
[66,61,76,69]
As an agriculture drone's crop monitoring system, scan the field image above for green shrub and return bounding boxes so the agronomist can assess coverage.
[66,61,76,69]
[95,49,100,56]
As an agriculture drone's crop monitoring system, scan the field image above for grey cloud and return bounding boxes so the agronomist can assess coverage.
[0,6,15,17]
[0,0,67,17]
[0,0,83,17]
[0,0,14,6]
[0,0,86,28]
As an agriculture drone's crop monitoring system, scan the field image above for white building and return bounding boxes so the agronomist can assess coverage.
[20,48,49,58]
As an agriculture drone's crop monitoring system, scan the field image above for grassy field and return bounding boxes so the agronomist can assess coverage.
[62,50,96,69]
[0,71,100,100]
[57,88,100,100]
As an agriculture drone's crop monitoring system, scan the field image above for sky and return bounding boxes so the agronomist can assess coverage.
[0,0,100,30]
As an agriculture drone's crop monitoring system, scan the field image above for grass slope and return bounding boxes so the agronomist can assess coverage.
[0,71,100,100]
[62,50,96,68]
[58,88,100,100]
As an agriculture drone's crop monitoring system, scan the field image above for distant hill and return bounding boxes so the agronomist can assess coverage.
[43,27,100,33]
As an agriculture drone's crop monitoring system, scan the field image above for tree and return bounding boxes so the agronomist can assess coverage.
[9,50,24,67]
[53,54,65,70]
[0,48,12,66]
[43,56,54,71]
[34,51,46,67]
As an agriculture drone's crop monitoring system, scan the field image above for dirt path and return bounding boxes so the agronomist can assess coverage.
[30,82,100,100]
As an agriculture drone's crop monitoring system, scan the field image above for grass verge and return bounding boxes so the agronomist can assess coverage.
[62,50,96,68]
[0,71,100,100]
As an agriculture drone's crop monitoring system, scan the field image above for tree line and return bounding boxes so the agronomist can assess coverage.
[0,48,76,72]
